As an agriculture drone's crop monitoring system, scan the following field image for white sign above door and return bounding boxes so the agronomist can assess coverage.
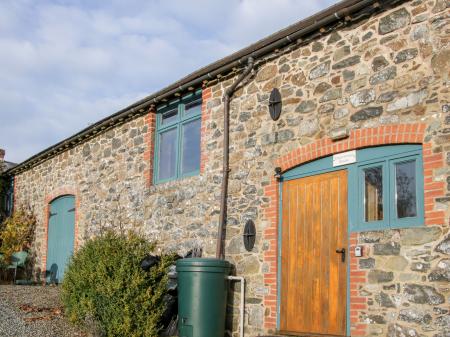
[333,150,356,167]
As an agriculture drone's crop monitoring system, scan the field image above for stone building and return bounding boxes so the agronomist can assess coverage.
[5,0,450,336]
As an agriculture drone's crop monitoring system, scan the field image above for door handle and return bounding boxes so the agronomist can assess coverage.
[336,248,346,262]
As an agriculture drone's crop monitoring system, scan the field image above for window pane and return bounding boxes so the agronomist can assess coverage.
[396,160,417,218]
[364,166,383,222]
[161,109,178,125]
[181,118,201,174]
[158,128,177,180]
[185,100,201,116]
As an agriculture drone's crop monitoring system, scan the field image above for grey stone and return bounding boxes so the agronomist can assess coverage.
[394,48,419,63]
[296,100,317,113]
[436,315,450,328]
[359,258,375,269]
[388,323,420,337]
[314,82,332,95]
[343,69,355,81]
[279,63,290,73]
[404,284,445,305]
[311,41,323,52]
[239,111,251,122]
[374,242,400,255]
[372,55,389,72]
[369,270,394,283]
[411,25,429,41]
[435,234,450,255]
[320,88,342,102]
[345,77,367,93]
[379,8,411,35]
[112,138,121,150]
[332,55,361,70]
[369,66,397,85]
[309,61,331,80]
[376,291,396,308]
[350,89,376,107]
[299,118,319,137]
[378,91,398,103]
[82,144,90,157]
[350,107,383,122]
[399,308,432,324]
[362,31,373,42]
[262,133,277,145]
[410,262,430,272]
[278,129,294,142]
[327,31,341,44]
[401,227,442,245]
[333,46,351,62]
[387,89,428,112]
[329,127,349,140]
[428,259,450,282]
[334,107,349,119]
[368,314,386,324]
[319,103,334,114]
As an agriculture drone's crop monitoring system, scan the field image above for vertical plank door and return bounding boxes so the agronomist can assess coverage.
[280,170,348,336]
[46,195,75,283]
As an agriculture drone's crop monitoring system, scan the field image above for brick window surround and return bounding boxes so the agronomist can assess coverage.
[42,187,80,275]
[262,123,446,333]
[143,88,212,187]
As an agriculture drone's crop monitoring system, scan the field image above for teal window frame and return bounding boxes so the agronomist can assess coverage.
[154,90,202,184]
[358,160,388,230]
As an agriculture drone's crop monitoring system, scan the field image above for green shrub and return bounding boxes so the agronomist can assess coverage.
[61,231,174,337]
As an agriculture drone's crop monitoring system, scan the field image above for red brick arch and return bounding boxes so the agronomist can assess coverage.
[42,186,80,274]
[261,123,446,331]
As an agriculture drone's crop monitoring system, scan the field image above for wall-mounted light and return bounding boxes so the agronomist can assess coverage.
[268,88,282,121]
[274,167,282,180]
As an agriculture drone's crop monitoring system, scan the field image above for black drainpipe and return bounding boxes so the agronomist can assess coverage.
[216,57,255,260]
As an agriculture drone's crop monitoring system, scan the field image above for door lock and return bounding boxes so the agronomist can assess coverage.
[335,248,346,262]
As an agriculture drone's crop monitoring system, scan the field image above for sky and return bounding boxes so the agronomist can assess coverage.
[0,0,338,163]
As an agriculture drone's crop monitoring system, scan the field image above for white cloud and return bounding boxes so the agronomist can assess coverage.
[0,0,337,163]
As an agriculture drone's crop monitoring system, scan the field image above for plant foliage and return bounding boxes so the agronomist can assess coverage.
[61,231,174,337]
[0,208,36,262]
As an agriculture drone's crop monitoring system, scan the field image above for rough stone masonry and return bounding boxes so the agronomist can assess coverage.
[11,1,450,336]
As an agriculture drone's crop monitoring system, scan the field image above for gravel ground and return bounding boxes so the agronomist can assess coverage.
[0,285,86,337]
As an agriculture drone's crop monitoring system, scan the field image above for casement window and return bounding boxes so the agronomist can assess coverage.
[154,91,202,184]
[357,146,424,229]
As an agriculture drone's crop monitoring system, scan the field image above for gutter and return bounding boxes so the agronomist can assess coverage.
[7,0,402,176]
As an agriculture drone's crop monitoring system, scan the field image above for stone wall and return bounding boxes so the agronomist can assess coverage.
[13,1,450,336]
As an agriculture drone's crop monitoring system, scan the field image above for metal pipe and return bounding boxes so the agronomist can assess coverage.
[228,276,245,337]
[216,57,254,260]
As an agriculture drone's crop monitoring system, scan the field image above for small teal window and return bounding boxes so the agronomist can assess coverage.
[357,148,424,229]
[154,91,202,184]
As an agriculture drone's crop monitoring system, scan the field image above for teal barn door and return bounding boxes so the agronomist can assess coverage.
[46,195,75,283]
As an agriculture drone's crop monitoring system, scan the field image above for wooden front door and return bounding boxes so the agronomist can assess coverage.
[280,170,348,336]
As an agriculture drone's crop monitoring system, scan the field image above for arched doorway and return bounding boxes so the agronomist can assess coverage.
[46,195,75,283]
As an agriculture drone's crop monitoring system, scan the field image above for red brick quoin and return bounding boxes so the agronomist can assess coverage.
[41,187,80,276]
[261,123,446,334]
